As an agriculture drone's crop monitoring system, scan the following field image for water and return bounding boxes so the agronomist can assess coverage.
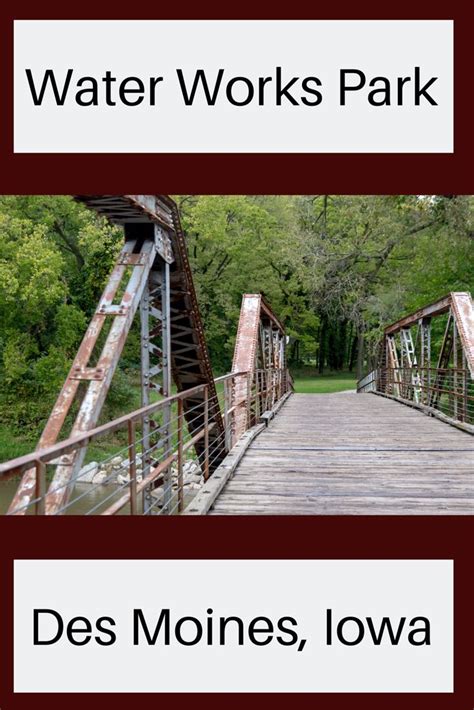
[0,479,191,515]
[0,479,144,515]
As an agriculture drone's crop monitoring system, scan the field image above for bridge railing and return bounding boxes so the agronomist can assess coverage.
[358,366,474,430]
[357,292,474,433]
[356,370,379,393]
[0,367,292,516]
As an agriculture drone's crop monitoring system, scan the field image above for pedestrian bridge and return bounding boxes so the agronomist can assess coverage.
[208,390,473,515]
[0,195,472,516]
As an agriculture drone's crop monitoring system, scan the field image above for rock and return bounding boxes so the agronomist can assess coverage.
[184,471,202,484]
[183,460,201,476]
[111,456,123,466]
[151,486,164,503]
[117,468,143,486]
[77,461,99,483]
[92,470,107,485]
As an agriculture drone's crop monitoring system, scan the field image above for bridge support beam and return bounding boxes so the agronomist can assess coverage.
[8,237,161,514]
[232,294,289,444]
[139,260,173,514]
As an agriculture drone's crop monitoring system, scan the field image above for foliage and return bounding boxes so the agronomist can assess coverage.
[177,195,316,371]
[293,195,474,373]
[0,196,122,437]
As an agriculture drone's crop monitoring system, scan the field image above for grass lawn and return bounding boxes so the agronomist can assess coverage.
[291,369,356,394]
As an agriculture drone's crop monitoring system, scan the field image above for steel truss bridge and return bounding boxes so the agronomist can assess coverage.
[0,196,472,515]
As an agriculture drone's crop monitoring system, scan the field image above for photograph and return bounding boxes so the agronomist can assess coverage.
[0,193,472,517]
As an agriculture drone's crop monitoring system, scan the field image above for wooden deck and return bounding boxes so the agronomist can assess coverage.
[210,391,474,515]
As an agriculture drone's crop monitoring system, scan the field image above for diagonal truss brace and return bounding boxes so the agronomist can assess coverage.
[9,238,158,515]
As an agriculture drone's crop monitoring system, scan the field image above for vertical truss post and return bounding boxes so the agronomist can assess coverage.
[420,317,431,405]
[127,420,137,515]
[246,372,252,430]
[231,376,237,444]
[399,330,406,397]
[400,327,418,400]
[453,318,458,420]
[203,386,210,480]
[161,261,172,513]
[140,282,152,513]
[461,351,468,423]
[386,334,400,397]
[223,378,231,452]
[141,258,173,515]
[177,398,184,513]
[430,312,454,409]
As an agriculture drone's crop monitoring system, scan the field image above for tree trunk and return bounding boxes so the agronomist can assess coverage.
[346,322,354,369]
[349,334,358,372]
[315,325,320,372]
[338,320,347,370]
[318,316,326,374]
[356,324,365,382]
[328,323,336,370]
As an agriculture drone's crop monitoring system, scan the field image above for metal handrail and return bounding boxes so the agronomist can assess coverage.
[1,367,292,515]
[0,372,248,481]
[358,293,474,433]
[358,366,473,432]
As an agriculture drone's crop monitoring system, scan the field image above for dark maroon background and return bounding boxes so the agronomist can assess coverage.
[1,517,473,708]
[0,0,473,707]
[0,0,473,194]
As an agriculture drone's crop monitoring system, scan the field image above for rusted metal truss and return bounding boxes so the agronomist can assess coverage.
[231,294,291,443]
[358,292,474,433]
[8,195,226,515]
[384,292,474,376]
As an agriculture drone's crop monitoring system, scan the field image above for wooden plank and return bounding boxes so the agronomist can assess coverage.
[183,424,266,515]
[210,391,474,515]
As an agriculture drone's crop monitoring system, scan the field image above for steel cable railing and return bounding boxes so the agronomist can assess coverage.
[0,367,292,516]
[358,366,473,429]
